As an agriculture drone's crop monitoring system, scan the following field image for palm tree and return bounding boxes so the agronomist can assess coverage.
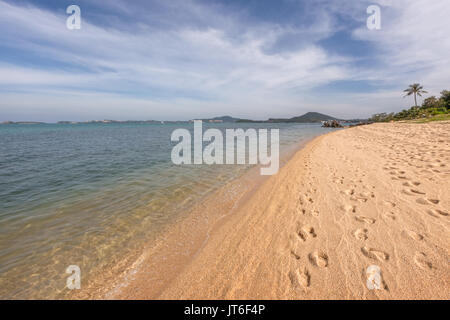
[403,83,428,106]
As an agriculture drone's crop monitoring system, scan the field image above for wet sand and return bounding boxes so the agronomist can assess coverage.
[108,122,450,299]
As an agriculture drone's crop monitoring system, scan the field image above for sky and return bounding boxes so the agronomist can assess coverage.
[0,0,450,122]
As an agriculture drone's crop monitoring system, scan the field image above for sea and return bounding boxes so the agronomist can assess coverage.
[0,122,330,298]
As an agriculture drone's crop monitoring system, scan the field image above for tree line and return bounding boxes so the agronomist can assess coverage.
[369,84,450,122]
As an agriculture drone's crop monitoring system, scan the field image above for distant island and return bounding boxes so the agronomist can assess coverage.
[0,121,46,125]
[196,112,365,124]
[237,112,340,123]
[1,112,366,125]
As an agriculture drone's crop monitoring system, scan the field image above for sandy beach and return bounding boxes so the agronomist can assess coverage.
[4,0,450,304]
[109,122,449,300]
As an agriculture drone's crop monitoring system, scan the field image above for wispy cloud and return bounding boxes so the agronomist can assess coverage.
[354,0,450,86]
[0,0,449,121]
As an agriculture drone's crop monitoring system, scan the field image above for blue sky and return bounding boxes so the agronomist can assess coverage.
[1,0,450,122]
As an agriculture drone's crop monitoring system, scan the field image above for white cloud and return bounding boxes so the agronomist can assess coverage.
[0,0,449,121]
[0,0,357,120]
[352,0,450,94]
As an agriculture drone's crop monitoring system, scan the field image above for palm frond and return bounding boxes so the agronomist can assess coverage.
[403,83,427,101]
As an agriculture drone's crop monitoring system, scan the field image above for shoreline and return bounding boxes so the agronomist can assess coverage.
[88,122,448,299]
[73,130,326,299]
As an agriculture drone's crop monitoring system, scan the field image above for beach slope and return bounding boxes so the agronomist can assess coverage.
[123,122,450,299]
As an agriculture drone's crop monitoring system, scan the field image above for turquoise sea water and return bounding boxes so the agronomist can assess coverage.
[0,122,329,298]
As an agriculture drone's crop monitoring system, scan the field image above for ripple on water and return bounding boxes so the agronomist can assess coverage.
[0,123,328,298]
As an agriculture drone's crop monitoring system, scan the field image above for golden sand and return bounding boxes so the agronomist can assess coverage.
[110,122,450,300]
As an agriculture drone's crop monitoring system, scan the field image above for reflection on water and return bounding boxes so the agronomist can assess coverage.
[0,122,328,298]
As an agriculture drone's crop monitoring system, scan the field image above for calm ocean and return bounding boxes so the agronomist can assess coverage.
[0,122,329,298]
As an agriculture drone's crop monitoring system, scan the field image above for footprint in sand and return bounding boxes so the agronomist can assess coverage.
[303,225,317,237]
[353,228,368,240]
[426,209,439,218]
[383,201,396,208]
[298,195,306,206]
[305,209,320,217]
[416,198,440,205]
[343,189,355,196]
[361,247,389,261]
[350,195,368,203]
[297,225,317,242]
[426,209,448,218]
[404,230,424,241]
[416,198,429,205]
[360,191,375,199]
[342,204,356,213]
[383,212,396,221]
[355,216,376,225]
[402,189,425,196]
[435,209,449,216]
[290,250,301,260]
[402,181,421,187]
[308,251,329,268]
[289,268,310,288]
[414,252,433,270]
[297,230,307,241]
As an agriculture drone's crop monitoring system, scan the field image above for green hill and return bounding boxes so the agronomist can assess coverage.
[268,112,339,123]
[202,112,340,123]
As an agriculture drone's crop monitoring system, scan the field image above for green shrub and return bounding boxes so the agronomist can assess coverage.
[369,87,450,122]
